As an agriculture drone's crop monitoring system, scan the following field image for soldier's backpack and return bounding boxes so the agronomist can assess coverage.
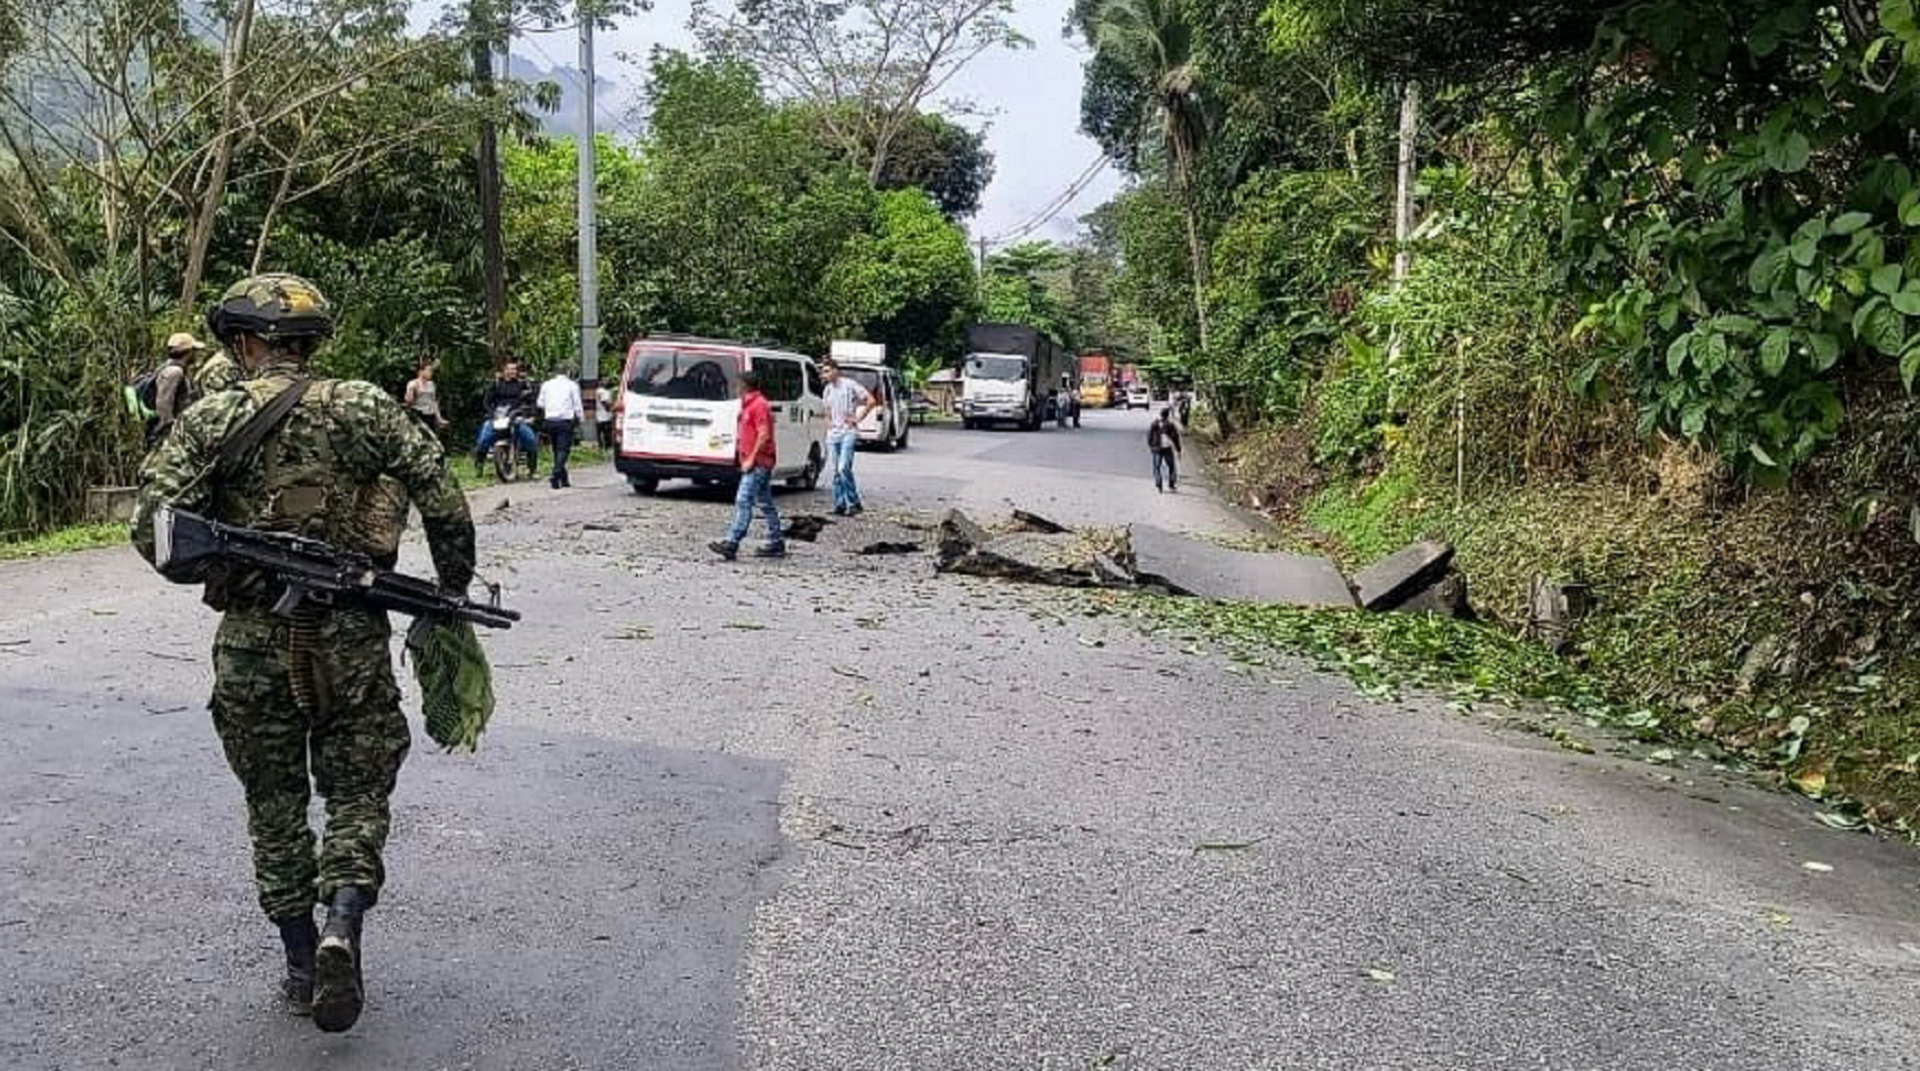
[224,378,412,568]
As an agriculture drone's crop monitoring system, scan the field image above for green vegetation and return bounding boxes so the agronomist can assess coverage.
[0,524,129,562]
[0,1,1018,538]
[1064,0,1920,823]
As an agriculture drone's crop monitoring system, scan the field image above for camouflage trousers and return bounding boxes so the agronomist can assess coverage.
[209,606,411,922]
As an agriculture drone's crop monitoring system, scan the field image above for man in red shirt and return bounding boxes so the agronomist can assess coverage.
[710,369,786,560]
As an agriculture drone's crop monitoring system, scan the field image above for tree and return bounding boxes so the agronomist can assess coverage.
[824,187,977,359]
[982,240,1075,349]
[602,51,877,348]
[867,111,995,220]
[1076,0,1213,353]
[691,0,1027,182]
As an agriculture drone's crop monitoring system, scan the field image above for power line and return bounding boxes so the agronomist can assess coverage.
[983,155,1111,249]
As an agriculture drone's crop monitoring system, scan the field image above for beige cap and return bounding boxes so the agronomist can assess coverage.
[166,331,206,353]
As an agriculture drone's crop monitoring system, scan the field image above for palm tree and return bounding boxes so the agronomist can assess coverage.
[1086,0,1211,354]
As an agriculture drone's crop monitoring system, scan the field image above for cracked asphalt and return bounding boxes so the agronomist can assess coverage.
[3,406,1918,1069]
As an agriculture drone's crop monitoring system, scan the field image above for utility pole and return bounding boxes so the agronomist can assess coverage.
[472,0,507,365]
[977,236,989,303]
[1387,79,1419,418]
[577,7,601,430]
[1393,80,1420,288]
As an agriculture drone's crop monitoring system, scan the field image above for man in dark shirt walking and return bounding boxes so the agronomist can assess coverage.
[1149,408,1183,493]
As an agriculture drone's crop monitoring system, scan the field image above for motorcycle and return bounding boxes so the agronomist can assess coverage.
[486,405,538,483]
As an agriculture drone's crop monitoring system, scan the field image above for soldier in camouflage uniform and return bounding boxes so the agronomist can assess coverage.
[192,347,244,396]
[131,274,476,1033]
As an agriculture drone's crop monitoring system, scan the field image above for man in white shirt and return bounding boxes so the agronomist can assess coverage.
[537,367,585,490]
[819,357,879,516]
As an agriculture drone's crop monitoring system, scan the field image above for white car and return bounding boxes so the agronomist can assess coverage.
[841,362,911,451]
[1126,385,1152,410]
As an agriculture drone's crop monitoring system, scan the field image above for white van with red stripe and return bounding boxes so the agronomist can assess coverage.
[613,335,828,495]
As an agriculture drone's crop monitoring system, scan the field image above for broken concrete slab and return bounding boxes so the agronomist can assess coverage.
[1010,509,1071,535]
[1130,525,1357,609]
[1353,540,1455,611]
[936,509,989,566]
[858,541,923,557]
[1526,575,1593,654]
[939,531,1120,589]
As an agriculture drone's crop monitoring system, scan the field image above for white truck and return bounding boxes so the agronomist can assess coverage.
[960,323,1071,431]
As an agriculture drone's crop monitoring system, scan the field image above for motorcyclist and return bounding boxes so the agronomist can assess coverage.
[474,360,539,473]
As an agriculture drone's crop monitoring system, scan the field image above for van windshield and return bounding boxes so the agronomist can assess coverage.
[627,347,742,402]
[965,355,1027,381]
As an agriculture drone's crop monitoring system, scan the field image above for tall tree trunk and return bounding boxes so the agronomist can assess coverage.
[179,0,256,306]
[1169,135,1210,354]
[472,0,507,365]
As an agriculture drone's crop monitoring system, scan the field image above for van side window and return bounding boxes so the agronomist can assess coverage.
[759,359,803,403]
[804,362,823,397]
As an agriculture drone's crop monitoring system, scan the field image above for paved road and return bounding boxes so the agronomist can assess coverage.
[3,406,1918,1069]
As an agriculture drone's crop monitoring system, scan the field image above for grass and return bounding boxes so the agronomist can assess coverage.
[0,522,128,561]
[0,444,617,560]
[1206,424,1920,835]
[455,444,611,491]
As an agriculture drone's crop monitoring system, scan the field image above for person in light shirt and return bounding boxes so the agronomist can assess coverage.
[818,357,879,516]
[537,365,584,490]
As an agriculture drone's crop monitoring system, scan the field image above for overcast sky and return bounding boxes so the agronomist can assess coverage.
[507,0,1127,246]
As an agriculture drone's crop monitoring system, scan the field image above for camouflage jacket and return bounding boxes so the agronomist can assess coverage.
[132,357,476,608]
[192,349,243,396]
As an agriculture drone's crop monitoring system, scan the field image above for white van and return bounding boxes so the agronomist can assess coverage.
[613,336,827,495]
[842,362,910,451]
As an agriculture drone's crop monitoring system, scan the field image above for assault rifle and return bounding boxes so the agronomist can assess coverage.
[152,506,520,630]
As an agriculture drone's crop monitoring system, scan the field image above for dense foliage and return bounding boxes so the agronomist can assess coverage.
[1073,0,1920,479]
[0,4,994,536]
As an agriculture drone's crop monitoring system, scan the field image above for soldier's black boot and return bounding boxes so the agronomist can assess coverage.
[275,914,318,1015]
[311,886,371,1033]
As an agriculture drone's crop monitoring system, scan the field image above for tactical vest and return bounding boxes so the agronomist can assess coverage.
[235,378,411,567]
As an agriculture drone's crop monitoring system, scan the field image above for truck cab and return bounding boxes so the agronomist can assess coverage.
[959,323,1066,431]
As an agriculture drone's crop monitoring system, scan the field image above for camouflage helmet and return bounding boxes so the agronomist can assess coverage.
[205,273,334,346]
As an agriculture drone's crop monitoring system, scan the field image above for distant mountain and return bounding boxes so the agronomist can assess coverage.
[505,49,640,142]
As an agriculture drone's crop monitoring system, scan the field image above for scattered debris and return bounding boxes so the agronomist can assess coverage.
[784,515,831,543]
[935,509,990,567]
[858,541,922,556]
[1363,968,1398,983]
[940,530,1124,588]
[1192,834,1273,853]
[582,522,623,533]
[1802,861,1834,873]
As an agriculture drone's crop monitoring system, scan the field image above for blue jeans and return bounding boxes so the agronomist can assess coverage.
[476,420,537,459]
[828,434,861,512]
[1152,448,1179,490]
[726,466,783,548]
